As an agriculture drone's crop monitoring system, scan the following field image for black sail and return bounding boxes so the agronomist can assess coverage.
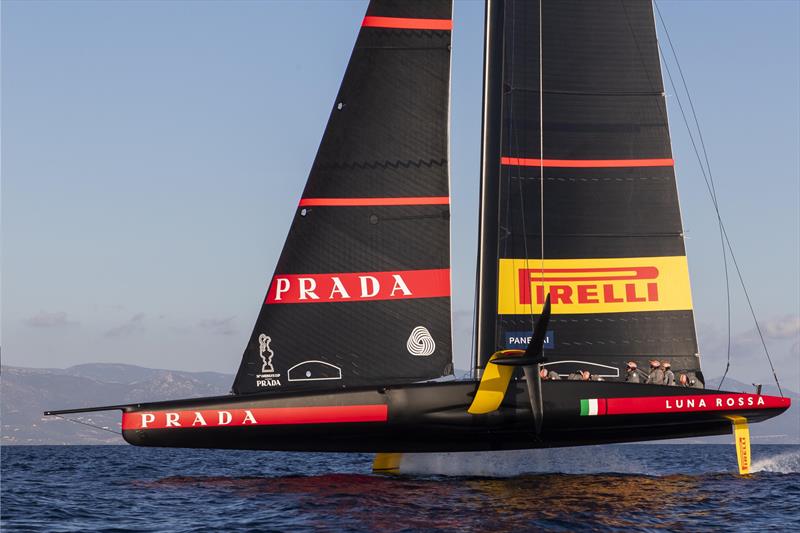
[233,0,454,395]
[478,0,702,382]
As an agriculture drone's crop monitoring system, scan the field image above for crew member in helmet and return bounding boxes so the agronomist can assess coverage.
[678,373,703,388]
[662,361,675,386]
[580,370,591,381]
[625,361,643,383]
[539,367,561,381]
[646,360,665,384]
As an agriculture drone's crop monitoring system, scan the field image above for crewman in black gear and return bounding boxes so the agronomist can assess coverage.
[539,367,561,381]
[662,361,675,386]
[646,360,665,384]
[625,361,644,383]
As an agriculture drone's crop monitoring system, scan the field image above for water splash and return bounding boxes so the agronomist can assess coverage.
[401,446,652,477]
[751,449,800,473]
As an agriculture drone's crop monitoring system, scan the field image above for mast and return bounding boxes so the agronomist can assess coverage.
[475,0,505,372]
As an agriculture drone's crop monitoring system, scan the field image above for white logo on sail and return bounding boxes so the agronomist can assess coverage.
[287,360,343,382]
[255,334,281,388]
[258,334,275,373]
[407,326,435,357]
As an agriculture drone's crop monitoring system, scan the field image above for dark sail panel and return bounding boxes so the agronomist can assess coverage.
[233,0,454,395]
[480,0,702,379]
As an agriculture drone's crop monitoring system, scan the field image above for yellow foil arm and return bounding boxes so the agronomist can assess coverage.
[467,351,520,415]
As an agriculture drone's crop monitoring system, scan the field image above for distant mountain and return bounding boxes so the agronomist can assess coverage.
[1,364,233,445]
[1,365,797,445]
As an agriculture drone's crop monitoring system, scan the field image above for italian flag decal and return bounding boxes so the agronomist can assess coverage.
[579,398,607,416]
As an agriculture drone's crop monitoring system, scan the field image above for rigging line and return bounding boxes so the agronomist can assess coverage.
[503,0,532,331]
[659,48,732,392]
[539,0,545,299]
[659,52,741,391]
[717,244,732,390]
[471,255,479,379]
[52,414,122,436]
[653,1,732,392]
[510,1,534,330]
[508,0,520,323]
[655,3,782,396]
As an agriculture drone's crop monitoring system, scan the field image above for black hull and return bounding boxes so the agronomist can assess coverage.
[118,380,790,453]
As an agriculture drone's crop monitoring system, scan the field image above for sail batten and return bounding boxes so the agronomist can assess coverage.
[299,197,449,207]
[501,157,674,168]
[361,16,453,31]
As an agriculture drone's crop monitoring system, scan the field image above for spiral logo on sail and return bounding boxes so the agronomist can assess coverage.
[407,326,435,357]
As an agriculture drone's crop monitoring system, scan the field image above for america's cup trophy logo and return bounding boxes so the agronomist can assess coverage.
[258,334,274,373]
[255,333,281,388]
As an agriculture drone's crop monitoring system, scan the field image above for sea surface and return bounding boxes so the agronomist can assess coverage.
[2,444,799,532]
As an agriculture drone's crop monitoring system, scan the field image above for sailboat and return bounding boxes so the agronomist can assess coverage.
[47,0,790,475]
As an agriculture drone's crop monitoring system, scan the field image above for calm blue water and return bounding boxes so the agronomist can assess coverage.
[2,444,799,532]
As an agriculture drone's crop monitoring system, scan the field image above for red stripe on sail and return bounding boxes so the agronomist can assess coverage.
[361,16,452,31]
[265,268,451,304]
[500,157,675,168]
[299,197,450,207]
[122,404,388,430]
[602,394,789,416]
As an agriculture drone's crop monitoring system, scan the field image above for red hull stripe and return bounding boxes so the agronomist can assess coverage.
[122,404,388,430]
[501,157,675,168]
[595,394,789,416]
[362,16,452,31]
[266,268,450,304]
[299,197,450,207]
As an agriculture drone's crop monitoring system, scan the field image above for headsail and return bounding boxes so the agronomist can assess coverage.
[233,0,454,395]
[476,0,701,380]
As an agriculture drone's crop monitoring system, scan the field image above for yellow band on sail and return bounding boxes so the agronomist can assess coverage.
[497,256,693,315]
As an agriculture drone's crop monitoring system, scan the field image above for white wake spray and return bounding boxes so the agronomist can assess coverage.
[751,449,800,474]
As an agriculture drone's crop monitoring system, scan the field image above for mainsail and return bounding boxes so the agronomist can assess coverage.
[476,0,701,380]
[233,0,454,395]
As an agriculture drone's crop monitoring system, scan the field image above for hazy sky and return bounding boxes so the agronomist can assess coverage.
[2,1,798,392]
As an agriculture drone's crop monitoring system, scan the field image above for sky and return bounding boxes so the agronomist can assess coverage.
[2,0,798,393]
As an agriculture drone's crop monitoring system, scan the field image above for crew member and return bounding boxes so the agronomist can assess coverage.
[568,371,583,380]
[580,370,591,381]
[539,367,560,381]
[662,361,675,386]
[678,373,690,387]
[625,361,643,383]
[646,360,665,385]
